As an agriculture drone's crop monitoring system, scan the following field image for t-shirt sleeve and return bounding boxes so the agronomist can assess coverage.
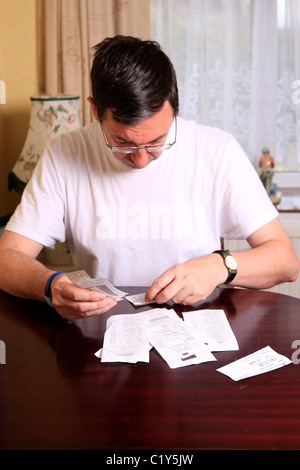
[216,136,278,240]
[6,143,66,247]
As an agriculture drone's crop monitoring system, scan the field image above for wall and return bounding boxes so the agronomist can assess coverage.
[0,0,38,219]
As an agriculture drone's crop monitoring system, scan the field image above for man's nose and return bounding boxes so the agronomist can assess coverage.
[131,148,150,168]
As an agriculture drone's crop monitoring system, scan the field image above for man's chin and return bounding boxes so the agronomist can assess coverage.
[122,159,152,169]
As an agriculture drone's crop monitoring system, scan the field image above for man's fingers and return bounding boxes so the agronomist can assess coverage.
[77,297,117,317]
[145,260,213,305]
[145,267,176,302]
[55,296,117,320]
[59,282,106,302]
[51,280,117,319]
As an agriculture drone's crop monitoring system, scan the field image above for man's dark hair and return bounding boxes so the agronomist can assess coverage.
[90,35,179,124]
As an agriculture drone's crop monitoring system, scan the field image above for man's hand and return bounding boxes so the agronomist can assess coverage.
[50,274,117,319]
[145,217,300,306]
[145,255,227,305]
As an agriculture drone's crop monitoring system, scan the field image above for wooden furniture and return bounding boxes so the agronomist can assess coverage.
[0,286,299,450]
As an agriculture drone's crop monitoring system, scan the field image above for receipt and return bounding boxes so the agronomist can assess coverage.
[98,313,151,363]
[182,309,238,352]
[217,346,292,381]
[145,308,216,368]
[65,270,91,283]
[77,278,128,301]
[125,292,156,306]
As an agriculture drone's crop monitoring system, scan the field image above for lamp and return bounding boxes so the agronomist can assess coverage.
[8,94,81,193]
[8,94,82,270]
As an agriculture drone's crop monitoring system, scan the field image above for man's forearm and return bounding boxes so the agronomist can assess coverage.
[230,239,299,290]
[0,247,118,320]
[0,248,55,301]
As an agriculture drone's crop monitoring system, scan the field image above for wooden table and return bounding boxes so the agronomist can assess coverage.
[0,286,300,450]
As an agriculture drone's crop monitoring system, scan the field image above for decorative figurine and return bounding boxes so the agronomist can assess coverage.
[259,147,274,196]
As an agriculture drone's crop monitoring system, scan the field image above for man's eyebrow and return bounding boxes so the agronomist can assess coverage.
[112,132,168,145]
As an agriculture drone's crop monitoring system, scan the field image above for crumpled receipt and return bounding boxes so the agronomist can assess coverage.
[95,313,151,364]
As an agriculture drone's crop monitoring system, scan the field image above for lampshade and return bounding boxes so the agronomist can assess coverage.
[8,94,82,194]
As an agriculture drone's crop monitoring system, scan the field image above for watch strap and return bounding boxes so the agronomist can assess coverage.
[213,250,237,284]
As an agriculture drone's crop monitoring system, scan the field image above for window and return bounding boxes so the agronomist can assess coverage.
[150,0,300,172]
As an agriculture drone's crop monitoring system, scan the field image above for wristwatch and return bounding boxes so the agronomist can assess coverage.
[213,250,237,284]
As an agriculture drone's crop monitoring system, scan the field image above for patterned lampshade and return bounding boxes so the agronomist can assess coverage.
[8,94,81,193]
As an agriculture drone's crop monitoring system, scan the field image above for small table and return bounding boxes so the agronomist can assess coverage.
[0,286,299,450]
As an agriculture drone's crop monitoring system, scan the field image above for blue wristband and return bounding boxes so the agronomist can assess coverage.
[45,271,65,308]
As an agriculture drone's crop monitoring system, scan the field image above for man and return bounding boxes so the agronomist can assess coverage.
[0,36,298,320]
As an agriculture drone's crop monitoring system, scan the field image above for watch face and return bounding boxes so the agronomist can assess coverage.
[225,255,237,270]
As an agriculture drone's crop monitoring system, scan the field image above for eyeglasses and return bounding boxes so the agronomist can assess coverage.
[100,118,177,156]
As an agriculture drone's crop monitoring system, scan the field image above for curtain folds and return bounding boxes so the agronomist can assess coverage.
[150,0,300,169]
[36,0,150,125]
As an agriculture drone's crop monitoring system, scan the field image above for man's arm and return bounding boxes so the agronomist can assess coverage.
[145,218,299,305]
[0,231,116,319]
[230,217,299,289]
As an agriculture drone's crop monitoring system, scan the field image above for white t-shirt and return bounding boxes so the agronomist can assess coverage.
[6,117,278,285]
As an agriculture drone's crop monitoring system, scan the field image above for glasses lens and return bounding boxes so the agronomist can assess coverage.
[111,144,172,155]
[146,144,172,153]
[112,147,136,154]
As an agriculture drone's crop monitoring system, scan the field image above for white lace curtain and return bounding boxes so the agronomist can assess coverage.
[150,0,300,169]
[36,0,150,125]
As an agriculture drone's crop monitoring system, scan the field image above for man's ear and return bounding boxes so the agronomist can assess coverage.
[87,96,100,122]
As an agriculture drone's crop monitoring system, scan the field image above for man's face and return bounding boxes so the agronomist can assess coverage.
[90,99,175,169]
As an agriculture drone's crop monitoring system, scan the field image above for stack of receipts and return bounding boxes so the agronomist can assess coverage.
[94,307,292,379]
[66,272,292,379]
[95,308,238,369]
